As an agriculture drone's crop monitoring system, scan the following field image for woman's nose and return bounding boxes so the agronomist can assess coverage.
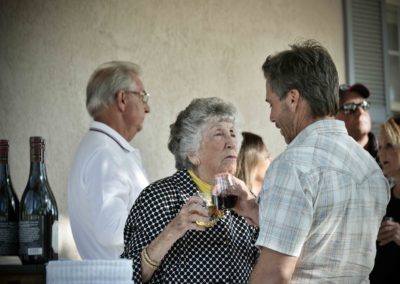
[226,136,237,149]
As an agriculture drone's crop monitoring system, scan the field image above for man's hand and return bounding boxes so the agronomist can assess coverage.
[221,175,260,226]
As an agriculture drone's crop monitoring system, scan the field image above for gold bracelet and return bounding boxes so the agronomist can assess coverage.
[141,249,158,270]
[144,246,161,267]
[141,246,160,269]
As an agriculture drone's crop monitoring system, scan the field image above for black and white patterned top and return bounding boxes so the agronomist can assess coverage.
[121,170,259,284]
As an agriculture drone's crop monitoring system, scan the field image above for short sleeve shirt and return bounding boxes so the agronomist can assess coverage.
[68,121,149,259]
[256,120,390,283]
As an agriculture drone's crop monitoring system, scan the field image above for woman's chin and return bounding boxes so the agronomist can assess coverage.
[217,166,236,175]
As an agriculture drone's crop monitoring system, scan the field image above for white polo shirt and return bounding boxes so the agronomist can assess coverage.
[68,121,149,259]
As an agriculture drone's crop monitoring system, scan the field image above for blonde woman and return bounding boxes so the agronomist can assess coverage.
[370,116,400,283]
[236,132,271,197]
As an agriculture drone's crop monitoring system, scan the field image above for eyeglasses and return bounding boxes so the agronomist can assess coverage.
[125,90,150,103]
[339,100,370,115]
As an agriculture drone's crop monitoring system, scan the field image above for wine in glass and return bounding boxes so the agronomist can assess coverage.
[213,174,238,210]
[195,191,219,228]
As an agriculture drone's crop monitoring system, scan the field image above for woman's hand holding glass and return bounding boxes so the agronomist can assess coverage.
[194,191,221,228]
[165,195,210,238]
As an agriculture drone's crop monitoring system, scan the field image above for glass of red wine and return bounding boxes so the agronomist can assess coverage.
[213,174,238,210]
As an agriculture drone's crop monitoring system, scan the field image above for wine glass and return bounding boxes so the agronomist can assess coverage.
[214,174,238,210]
[194,191,219,228]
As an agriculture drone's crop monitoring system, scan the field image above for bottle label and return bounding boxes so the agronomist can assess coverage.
[27,247,43,255]
[52,221,58,254]
[19,218,44,256]
[0,221,18,255]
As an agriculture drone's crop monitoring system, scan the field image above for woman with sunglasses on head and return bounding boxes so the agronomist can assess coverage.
[370,116,400,283]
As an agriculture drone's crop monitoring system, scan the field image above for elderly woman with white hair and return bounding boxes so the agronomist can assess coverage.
[121,97,259,283]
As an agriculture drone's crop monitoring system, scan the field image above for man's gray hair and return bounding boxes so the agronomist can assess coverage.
[86,61,141,118]
[168,97,237,170]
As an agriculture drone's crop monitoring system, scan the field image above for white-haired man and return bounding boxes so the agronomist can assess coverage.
[68,61,150,259]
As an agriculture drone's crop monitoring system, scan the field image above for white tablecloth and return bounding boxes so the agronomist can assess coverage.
[46,259,134,284]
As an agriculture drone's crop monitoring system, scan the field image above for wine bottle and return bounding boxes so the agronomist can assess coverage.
[19,137,58,264]
[0,139,19,256]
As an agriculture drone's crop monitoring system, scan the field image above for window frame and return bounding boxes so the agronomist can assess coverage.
[343,0,400,133]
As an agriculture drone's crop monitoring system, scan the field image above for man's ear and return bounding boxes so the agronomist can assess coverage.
[115,90,128,112]
[286,89,301,111]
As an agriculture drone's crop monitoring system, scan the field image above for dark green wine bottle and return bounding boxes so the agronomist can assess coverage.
[19,137,58,264]
[0,139,19,256]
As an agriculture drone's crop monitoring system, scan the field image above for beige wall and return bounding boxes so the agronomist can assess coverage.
[0,0,345,259]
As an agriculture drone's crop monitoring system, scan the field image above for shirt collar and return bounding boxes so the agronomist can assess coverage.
[89,121,135,152]
[289,119,347,148]
[188,169,212,193]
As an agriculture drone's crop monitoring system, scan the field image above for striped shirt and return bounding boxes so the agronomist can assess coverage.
[257,119,389,283]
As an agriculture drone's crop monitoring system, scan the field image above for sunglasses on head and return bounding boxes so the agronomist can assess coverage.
[339,100,371,115]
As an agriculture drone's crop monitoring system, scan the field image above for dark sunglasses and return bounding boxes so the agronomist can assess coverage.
[339,100,370,115]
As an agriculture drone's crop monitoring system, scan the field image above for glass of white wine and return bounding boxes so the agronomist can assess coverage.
[194,191,220,228]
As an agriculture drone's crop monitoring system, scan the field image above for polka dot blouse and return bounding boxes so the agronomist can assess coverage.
[121,170,259,283]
